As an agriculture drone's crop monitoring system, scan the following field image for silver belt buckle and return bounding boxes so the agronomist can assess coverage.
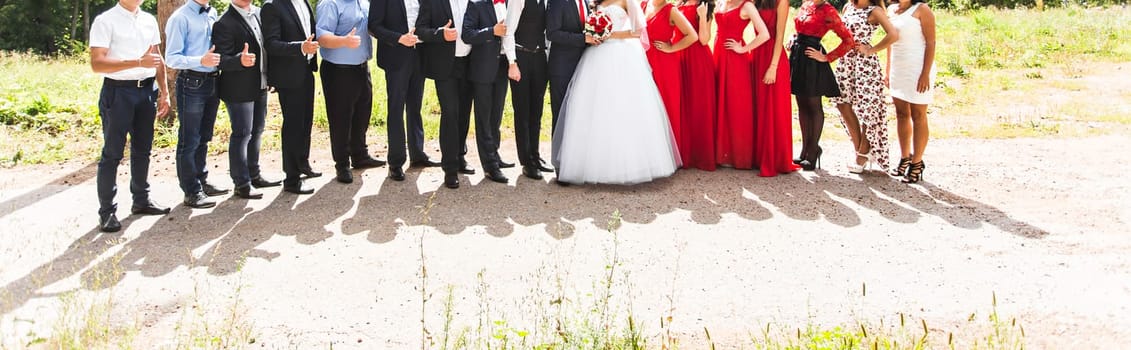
[136,79,145,88]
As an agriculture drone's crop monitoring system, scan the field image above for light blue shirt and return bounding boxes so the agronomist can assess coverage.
[316,0,373,65]
[164,1,218,72]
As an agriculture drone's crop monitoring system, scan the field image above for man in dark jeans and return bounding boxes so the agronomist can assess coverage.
[88,0,172,232]
[213,0,283,199]
[166,0,231,208]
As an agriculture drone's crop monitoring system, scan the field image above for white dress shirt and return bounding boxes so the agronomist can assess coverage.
[450,0,471,57]
[89,4,162,81]
[405,0,421,31]
[501,0,525,63]
[291,0,314,59]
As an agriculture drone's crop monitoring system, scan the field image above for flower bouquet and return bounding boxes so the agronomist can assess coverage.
[584,7,613,41]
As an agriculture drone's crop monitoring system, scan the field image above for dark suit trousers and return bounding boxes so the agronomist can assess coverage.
[434,57,474,174]
[383,50,429,168]
[549,71,573,135]
[276,72,315,184]
[509,50,548,167]
[472,56,508,171]
[96,80,156,216]
[320,62,373,170]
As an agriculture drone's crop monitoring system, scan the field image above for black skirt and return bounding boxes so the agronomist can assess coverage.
[790,34,842,97]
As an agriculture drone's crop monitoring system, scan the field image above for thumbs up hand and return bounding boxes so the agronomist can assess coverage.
[493,20,507,37]
[345,28,361,49]
[240,43,257,67]
[442,20,458,42]
[201,45,221,67]
[301,34,319,55]
[398,27,419,47]
[140,46,163,68]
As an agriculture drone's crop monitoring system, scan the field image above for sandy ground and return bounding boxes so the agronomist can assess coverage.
[1,134,1130,349]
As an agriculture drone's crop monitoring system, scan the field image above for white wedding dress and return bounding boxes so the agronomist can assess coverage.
[551,4,681,185]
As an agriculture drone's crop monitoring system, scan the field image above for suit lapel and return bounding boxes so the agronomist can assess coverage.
[281,0,309,36]
[228,10,258,47]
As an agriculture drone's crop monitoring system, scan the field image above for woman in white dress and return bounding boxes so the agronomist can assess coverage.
[551,0,682,185]
[887,0,935,183]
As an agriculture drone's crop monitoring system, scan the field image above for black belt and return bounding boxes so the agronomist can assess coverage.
[322,61,368,69]
[178,70,219,78]
[516,45,545,54]
[104,77,155,89]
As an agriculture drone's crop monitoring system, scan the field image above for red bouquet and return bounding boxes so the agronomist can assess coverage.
[584,7,613,41]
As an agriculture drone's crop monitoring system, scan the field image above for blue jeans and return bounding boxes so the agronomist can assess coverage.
[225,90,268,188]
[174,73,220,196]
[96,79,157,217]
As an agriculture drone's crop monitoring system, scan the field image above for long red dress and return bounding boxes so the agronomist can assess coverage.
[752,4,800,176]
[676,4,717,171]
[713,5,755,169]
[645,2,684,159]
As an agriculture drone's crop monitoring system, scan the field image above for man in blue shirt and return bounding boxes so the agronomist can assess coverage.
[165,0,228,208]
[317,0,387,184]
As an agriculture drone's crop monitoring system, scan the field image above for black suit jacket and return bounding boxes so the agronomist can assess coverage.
[213,8,264,103]
[462,0,504,84]
[415,0,457,80]
[546,0,586,78]
[370,0,418,71]
[261,0,318,89]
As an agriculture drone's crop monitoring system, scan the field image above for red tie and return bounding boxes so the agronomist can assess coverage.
[578,0,586,23]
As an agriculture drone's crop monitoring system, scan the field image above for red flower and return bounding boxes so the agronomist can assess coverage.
[584,10,613,40]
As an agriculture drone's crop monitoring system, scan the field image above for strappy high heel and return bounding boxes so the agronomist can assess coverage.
[902,161,925,183]
[890,156,912,177]
[848,152,874,174]
[800,146,822,171]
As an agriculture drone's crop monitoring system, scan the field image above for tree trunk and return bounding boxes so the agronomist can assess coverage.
[158,0,187,120]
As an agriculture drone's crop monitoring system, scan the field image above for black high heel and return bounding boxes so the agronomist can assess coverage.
[902,161,925,183]
[800,146,822,171]
[890,156,912,177]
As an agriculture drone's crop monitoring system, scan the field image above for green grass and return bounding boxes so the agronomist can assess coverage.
[2,6,1130,165]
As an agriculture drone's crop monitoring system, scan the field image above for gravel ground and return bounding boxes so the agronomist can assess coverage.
[1,135,1130,349]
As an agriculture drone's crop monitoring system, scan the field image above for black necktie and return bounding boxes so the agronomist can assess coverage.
[199,6,211,14]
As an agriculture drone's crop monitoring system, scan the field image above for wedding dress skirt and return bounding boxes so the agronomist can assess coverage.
[552,31,682,185]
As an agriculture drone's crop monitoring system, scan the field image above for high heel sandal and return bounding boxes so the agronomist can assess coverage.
[847,152,874,174]
[902,161,925,183]
[890,156,912,177]
[800,146,822,171]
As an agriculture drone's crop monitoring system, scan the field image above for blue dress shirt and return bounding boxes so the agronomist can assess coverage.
[165,1,218,72]
[316,0,373,65]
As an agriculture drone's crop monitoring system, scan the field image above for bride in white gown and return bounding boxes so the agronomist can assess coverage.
[551,0,682,185]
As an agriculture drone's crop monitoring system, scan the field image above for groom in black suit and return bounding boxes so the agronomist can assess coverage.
[462,0,510,184]
[417,0,476,189]
[262,0,321,194]
[547,0,597,184]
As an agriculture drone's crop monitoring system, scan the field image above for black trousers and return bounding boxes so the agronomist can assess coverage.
[382,50,429,168]
[509,50,548,168]
[320,62,373,170]
[548,72,573,135]
[276,72,315,184]
[434,57,474,174]
[472,56,508,172]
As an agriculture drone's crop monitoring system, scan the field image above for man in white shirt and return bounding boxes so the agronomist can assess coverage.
[88,0,173,233]
[502,0,553,180]
[262,0,322,195]
[416,0,477,189]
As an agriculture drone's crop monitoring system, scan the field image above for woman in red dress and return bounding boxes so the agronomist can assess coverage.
[676,0,716,171]
[644,0,698,161]
[791,0,856,171]
[714,0,769,169]
[751,0,800,176]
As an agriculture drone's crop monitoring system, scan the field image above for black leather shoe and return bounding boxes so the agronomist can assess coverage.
[353,157,387,169]
[184,192,217,209]
[444,173,460,189]
[99,213,121,233]
[336,168,354,184]
[300,168,322,178]
[409,159,442,168]
[536,158,555,172]
[484,169,508,184]
[522,166,543,180]
[498,160,515,169]
[234,185,263,199]
[459,165,476,175]
[201,182,231,197]
[131,200,171,215]
[284,181,315,195]
[388,167,406,181]
[251,175,282,188]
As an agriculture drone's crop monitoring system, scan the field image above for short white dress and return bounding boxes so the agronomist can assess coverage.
[888,3,934,105]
